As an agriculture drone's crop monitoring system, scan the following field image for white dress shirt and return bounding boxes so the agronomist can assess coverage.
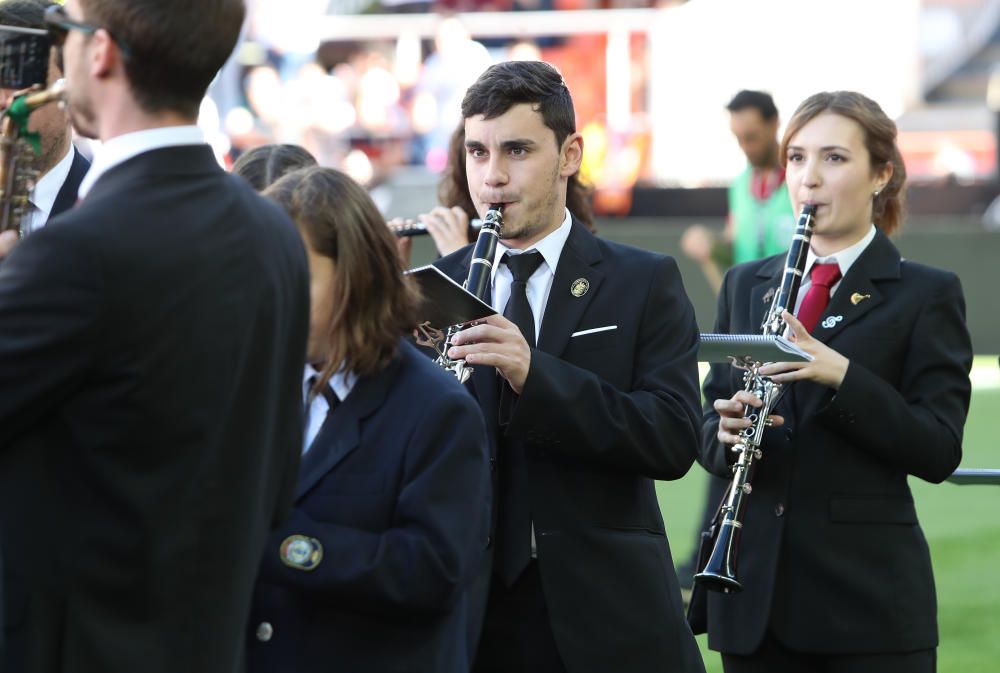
[489,208,573,342]
[78,125,206,199]
[302,364,357,454]
[23,146,75,234]
[794,225,877,315]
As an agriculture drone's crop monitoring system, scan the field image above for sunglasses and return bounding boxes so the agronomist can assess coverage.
[43,4,131,59]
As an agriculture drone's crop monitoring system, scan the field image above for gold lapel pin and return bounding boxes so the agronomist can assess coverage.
[571,278,590,297]
[850,292,871,306]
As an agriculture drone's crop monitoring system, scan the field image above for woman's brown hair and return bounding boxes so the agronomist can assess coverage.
[780,91,907,235]
[264,167,420,387]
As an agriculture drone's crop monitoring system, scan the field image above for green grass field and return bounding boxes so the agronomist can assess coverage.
[657,356,1000,673]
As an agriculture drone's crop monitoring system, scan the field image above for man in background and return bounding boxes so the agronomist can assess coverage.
[681,90,794,294]
[0,0,89,235]
[0,1,309,671]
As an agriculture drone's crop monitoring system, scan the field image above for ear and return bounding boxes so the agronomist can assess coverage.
[90,29,120,79]
[559,132,583,178]
[873,160,893,193]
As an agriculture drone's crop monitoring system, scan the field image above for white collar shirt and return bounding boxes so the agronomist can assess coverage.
[489,208,573,344]
[794,224,877,314]
[302,364,358,454]
[78,125,206,199]
[24,146,75,234]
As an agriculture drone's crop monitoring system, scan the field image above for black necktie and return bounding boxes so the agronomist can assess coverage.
[306,374,340,417]
[502,251,544,345]
[496,251,543,586]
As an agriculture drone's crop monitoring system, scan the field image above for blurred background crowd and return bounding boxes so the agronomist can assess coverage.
[190,0,1000,219]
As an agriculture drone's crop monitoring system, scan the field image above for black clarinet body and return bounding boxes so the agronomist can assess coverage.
[694,204,816,593]
[433,204,503,383]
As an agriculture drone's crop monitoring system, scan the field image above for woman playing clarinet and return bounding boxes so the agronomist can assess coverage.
[696,91,972,673]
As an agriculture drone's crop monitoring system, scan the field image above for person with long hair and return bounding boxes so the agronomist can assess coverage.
[246,166,490,673]
[695,91,972,673]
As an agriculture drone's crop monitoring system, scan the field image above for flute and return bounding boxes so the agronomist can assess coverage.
[390,218,483,237]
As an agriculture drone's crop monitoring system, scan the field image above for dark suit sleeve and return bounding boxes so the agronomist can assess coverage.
[257,391,490,617]
[508,256,702,480]
[814,273,971,483]
[698,268,739,478]
[0,228,102,447]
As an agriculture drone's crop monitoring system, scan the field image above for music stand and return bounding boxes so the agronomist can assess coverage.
[946,469,1000,486]
[405,265,495,330]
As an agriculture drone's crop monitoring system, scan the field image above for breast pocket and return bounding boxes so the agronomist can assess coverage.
[566,326,618,354]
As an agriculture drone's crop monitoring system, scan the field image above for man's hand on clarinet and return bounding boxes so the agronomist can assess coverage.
[448,314,531,393]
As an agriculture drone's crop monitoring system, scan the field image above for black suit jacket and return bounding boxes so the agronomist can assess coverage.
[0,145,87,670]
[248,340,490,673]
[698,229,972,655]
[0,144,310,673]
[435,220,706,673]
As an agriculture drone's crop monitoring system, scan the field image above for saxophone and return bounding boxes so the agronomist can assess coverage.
[1,79,67,237]
[694,203,817,593]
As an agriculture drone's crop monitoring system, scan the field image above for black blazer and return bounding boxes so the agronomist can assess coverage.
[0,144,310,673]
[697,229,972,655]
[248,340,490,673]
[436,220,706,673]
[0,145,87,670]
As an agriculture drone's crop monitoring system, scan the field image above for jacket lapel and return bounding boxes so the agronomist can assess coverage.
[809,230,900,345]
[537,220,604,358]
[295,355,398,500]
[749,255,786,333]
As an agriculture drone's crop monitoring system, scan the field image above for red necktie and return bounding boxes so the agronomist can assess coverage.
[796,262,842,333]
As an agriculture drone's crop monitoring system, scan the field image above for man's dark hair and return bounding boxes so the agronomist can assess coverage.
[460,61,595,230]
[0,0,48,29]
[461,60,576,150]
[726,90,779,121]
[80,0,245,118]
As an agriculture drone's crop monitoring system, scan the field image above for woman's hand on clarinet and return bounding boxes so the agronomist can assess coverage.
[757,310,850,389]
[420,206,470,257]
[714,391,785,446]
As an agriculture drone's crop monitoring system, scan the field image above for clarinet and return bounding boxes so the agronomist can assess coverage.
[391,218,484,237]
[432,204,503,384]
[694,203,817,593]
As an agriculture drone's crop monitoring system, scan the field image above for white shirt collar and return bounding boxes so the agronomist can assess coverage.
[29,146,75,220]
[490,208,573,284]
[78,125,206,199]
[302,363,357,404]
[805,224,877,280]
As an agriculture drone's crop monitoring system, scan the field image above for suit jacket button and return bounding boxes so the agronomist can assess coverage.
[489,457,497,472]
[485,535,493,549]
[774,503,785,517]
[256,622,274,642]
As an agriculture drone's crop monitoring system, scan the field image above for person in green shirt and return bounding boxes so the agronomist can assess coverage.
[681,90,795,294]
